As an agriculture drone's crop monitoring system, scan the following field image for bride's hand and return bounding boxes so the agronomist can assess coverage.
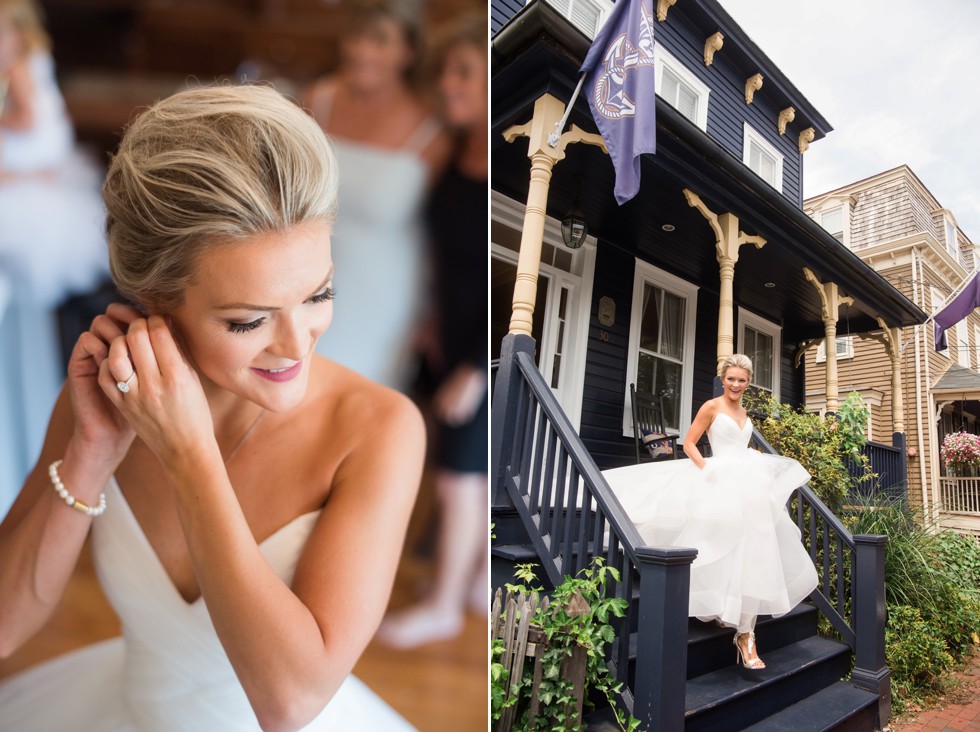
[98,315,215,466]
[66,303,142,462]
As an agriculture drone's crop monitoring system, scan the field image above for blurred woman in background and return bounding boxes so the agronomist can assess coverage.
[378,12,488,649]
[303,0,449,390]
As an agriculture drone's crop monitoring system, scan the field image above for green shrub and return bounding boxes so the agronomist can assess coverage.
[933,530,980,598]
[885,605,953,713]
[745,390,866,510]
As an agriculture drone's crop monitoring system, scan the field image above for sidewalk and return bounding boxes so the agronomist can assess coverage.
[889,655,980,731]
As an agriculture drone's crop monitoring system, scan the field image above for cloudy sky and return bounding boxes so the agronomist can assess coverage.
[721,0,980,242]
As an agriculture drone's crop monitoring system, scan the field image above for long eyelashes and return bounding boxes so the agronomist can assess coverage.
[225,287,335,334]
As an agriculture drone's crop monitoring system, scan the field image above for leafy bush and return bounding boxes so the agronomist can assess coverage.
[837,392,870,459]
[885,605,954,711]
[745,390,867,510]
[933,530,980,598]
[496,560,640,732]
[849,500,980,712]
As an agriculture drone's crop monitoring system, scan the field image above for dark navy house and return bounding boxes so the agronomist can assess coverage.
[491,1,926,730]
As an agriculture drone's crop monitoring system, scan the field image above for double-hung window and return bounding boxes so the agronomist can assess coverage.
[653,45,710,130]
[738,309,781,396]
[743,124,784,192]
[538,0,613,38]
[624,262,698,436]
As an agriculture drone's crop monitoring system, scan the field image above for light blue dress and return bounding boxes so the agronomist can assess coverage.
[309,90,440,389]
[0,53,108,516]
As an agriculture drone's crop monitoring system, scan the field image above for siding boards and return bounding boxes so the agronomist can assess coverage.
[580,243,635,468]
[491,0,524,34]
[656,8,804,205]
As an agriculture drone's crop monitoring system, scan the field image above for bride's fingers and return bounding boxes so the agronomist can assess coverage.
[97,356,131,405]
[105,302,145,328]
[125,318,163,382]
[88,313,127,347]
[106,334,137,392]
[146,315,187,373]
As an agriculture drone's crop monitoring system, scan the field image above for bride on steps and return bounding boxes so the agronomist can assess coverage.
[602,354,818,670]
[0,84,422,730]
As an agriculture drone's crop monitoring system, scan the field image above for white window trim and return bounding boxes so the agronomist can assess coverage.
[491,192,597,430]
[815,336,854,363]
[536,0,614,39]
[957,321,971,369]
[654,43,710,131]
[974,325,980,371]
[742,122,784,193]
[932,286,951,359]
[737,308,781,397]
[622,261,699,439]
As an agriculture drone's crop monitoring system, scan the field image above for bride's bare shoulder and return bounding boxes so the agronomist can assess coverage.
[306,355,422,436]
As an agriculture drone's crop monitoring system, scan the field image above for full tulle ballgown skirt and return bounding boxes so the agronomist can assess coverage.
[602,415,818,631]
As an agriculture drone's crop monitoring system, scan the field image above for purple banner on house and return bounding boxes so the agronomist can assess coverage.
[935,273,980,350]
[580,0,657,205]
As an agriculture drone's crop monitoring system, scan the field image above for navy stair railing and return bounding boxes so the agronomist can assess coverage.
[491,335,695,730]
[751,428,891,723]
[492,333,890,728]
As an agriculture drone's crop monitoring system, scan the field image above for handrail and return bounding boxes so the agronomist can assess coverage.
[496,344,695,728]
[752,426,890,720]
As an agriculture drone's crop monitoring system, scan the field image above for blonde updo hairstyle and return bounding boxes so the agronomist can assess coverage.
[103,84,339,313]
[717,353,754,381]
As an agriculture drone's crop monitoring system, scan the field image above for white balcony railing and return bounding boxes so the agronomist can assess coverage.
[939,476,980,515]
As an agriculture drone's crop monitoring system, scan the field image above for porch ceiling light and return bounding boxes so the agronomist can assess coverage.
[662,224,676,232]
[561,208,589,249]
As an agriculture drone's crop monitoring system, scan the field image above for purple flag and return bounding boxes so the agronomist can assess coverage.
[580,0,657,205]
[934,273,980,350]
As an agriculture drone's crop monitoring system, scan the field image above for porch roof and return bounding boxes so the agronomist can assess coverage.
[491,2,927,339]
[934,363,980,395]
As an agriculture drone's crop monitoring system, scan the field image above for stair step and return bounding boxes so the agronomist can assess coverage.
[684,635,853,732]
[624,603,819,681]
[740,681,879,732]
[490,543,539,562]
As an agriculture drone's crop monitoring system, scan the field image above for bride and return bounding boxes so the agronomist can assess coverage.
[0,85,422,730]
[603,354,818,670]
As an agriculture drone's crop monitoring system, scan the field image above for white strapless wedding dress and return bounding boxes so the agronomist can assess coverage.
[602,414,818,630]
[0,479,414,730]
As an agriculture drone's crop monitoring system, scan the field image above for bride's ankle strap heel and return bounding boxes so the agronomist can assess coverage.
[733,631,765,670]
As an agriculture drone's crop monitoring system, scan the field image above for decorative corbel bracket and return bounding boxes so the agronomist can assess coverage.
[502,95,607,164]
[803,267,854,322]
[794,339,820,368]
[778,107,795,135]
[704,32,724,66]
[657,0,677,22]
[799,127,815,154]
[744,73,763,104]
[683,188,767,263]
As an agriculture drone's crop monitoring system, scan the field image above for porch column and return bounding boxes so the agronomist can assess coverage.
[683,189,766,365]
[503,94,607,336]
[871,317,906,434]
[803,268,854,414]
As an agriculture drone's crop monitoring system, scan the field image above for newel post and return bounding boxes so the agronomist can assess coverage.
[491,334,536,506]
[851,534,890,726]
[632,546,698,731]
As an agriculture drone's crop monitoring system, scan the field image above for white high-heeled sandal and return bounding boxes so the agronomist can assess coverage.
[733,631,765,670]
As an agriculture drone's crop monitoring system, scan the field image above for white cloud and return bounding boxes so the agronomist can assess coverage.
[721,0,980,241]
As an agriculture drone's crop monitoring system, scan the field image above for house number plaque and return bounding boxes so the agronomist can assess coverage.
[598,296,615,327]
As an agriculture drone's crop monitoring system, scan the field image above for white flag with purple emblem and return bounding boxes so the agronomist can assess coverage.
[580,0,657,205]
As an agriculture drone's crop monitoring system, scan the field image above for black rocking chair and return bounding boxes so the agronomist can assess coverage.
[630,383,679,463]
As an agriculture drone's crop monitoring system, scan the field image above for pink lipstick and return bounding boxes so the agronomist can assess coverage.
[252,361,302,383]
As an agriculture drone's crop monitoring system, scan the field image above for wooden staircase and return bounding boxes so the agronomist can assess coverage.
[493,534,879,731]
[490,334,890,731]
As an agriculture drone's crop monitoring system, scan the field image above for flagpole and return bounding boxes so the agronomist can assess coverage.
[548,72,588,148]
[898,261,980,352]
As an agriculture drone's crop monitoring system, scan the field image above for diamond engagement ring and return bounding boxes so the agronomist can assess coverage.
[116,372,136,393]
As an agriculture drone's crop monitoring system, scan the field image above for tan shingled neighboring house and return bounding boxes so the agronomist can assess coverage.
[803,165,980,538]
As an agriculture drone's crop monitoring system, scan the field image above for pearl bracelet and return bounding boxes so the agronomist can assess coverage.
[48,459,107,517]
